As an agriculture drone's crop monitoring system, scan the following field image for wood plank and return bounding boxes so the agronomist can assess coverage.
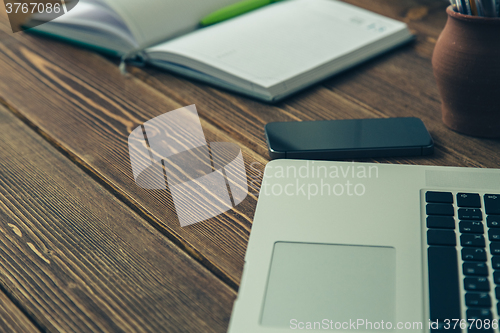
[128,0,500,170]
[0,290,40,332]
[0,0,498,290]
[124,0,444,149]
[0,103,235,332]
[129,66,288,159]
[319,51,500,169]
[0,10,268,287]
[130,46,498,170]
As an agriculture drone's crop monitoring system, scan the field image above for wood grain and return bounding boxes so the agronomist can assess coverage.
[130,0,500,170]
[0,103,235,332]
[0,8,268,288]
[1,0,499,301]
[0,290,40,332]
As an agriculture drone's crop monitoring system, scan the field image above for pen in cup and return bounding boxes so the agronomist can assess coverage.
[454,0,464,13]
[471,0,481,15]
[470,0,479,14]
[454,0,499,16]
[464,0,472,15]
[455,0,469,14]
[450,0,459,12]
[476,0,499,16]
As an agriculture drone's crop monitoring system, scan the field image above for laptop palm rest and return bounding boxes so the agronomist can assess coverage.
[261,242,396,329]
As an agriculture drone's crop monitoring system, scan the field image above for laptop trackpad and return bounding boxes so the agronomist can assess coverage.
[261,242,396,329]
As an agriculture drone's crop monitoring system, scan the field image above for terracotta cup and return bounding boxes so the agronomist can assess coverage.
[432,6,500,138]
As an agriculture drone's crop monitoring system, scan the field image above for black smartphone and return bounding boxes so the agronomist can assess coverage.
[265,117,434,160]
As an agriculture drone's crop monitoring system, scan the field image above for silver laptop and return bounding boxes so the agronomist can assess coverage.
[228,159,500,332]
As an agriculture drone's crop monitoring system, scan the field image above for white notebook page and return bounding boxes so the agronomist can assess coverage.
[103,0,244,48]
[149,0,407,88]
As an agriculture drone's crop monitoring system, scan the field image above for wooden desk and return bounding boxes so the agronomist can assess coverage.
[0,0,499,331]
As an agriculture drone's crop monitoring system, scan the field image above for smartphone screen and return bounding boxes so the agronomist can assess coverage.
[265,117,434,160]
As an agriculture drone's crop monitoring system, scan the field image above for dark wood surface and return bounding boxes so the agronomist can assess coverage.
[0,290,40,332]
[0,103,235,332]
[0,0,499,331]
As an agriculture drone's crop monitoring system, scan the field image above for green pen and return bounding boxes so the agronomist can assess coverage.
[200,0,284,26]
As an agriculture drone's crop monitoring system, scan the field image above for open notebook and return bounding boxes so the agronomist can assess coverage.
[26,0,414,102]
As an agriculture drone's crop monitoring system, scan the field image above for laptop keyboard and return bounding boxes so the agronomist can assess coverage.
[426,191,500,332]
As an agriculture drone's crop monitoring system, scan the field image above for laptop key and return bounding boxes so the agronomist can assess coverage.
[460,234,485,247]
[466,308,493,320]
[428,230,456,246]
[467,309,494,332]
[466,292,491,307]
[428,216,455,229]
[491,257,500,270]
[484,194,500,215]
[487,215,500,228]
[490,243,500,256]
[427,204,454,216]
[488,229,500,241]
[463,262,488,276]
[426,191,453,203]
[424,190,500,330]
[428,247,461,322]
[462,248,487,261]
[457,193,481,208]
[459,208,482,220]
[493,271,500,284]
[460,221,484,234]
[464,277,490,291]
